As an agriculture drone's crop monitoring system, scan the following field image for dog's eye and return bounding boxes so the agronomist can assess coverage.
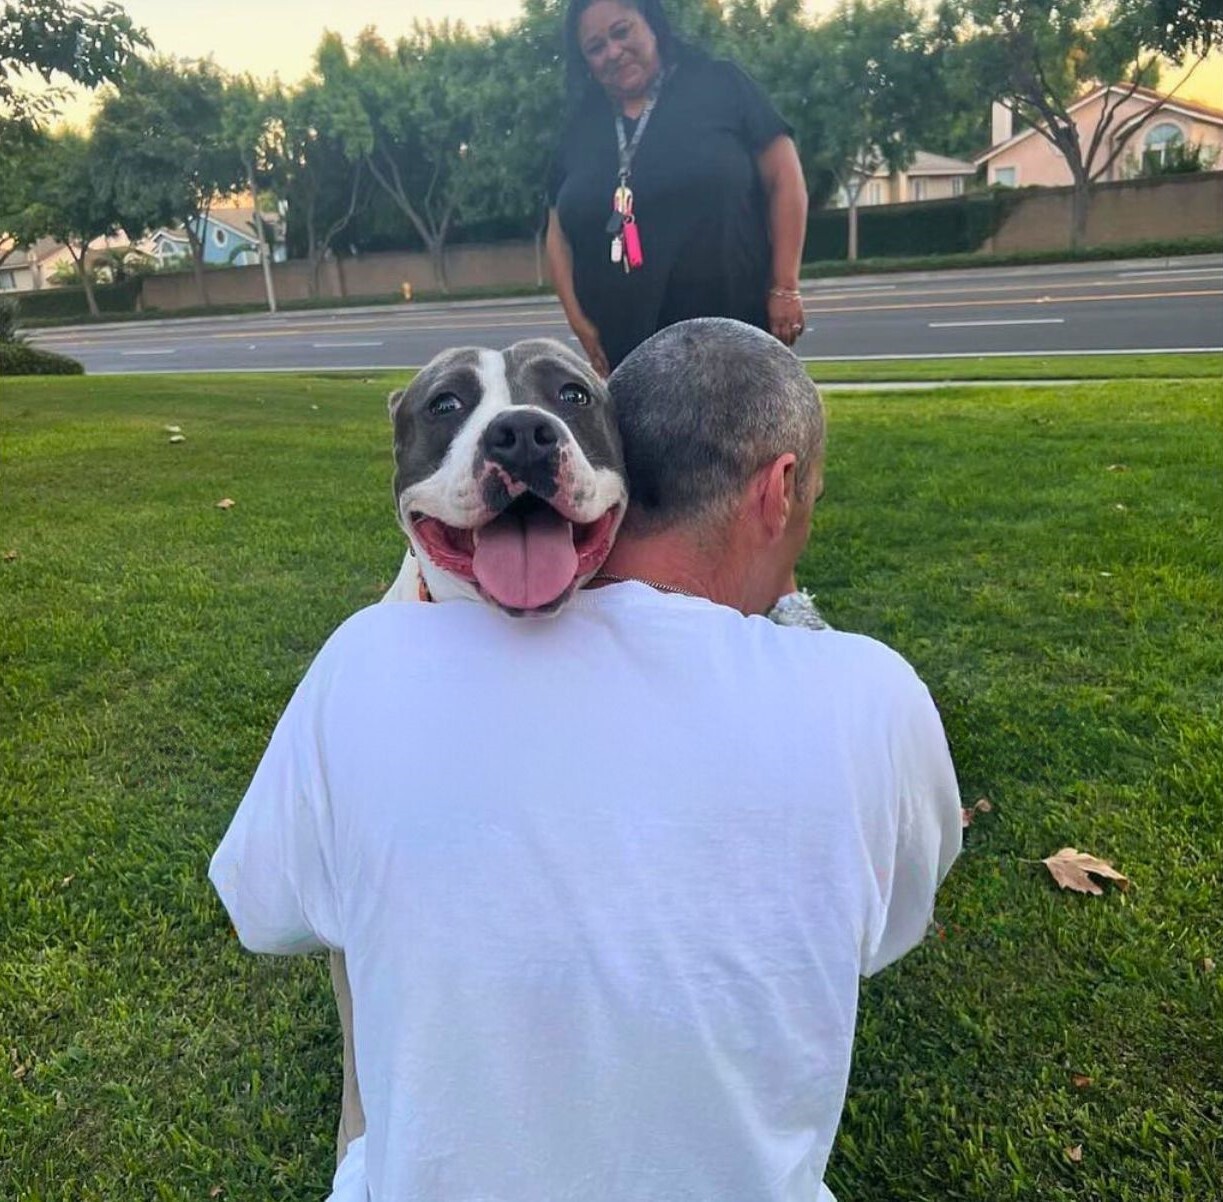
[559,382,590,407]
[428,392,463,416]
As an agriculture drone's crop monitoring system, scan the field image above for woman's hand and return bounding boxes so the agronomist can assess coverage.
[573,315,611,378]
[767,288,805,347]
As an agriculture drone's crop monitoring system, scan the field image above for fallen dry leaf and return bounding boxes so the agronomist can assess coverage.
[1203,957,1216,974]
[168,434,186,444]
[1065,1144,1083,1163]
[164,425,182,434]
[1043,847,1129,896]
[962,797,993,828]
[1106,463,1129,472]
[215,498,236,510]
[3,550,16,562]
[1070,1073,1092,1089]
[60,875,74,888]
[210,1188,224,1199]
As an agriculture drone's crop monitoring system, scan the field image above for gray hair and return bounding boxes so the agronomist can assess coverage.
[608,318,825,537]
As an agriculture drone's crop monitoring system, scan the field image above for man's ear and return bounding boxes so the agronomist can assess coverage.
[757,453,798,541]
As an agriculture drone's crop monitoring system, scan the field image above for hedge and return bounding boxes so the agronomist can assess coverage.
[805,191,1024,261]
[12,277,143,320]
[0,343,85,375]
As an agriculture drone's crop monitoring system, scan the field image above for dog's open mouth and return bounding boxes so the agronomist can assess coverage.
[411,495,621,612]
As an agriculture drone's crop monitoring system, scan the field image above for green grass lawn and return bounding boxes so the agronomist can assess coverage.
[2,373,1220,1201]
[807,351,1223,383]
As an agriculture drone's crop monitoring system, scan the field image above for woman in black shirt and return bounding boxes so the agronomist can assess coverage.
[547,0,808,374]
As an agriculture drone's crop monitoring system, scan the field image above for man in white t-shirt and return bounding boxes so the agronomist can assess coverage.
[210,318,961,1202]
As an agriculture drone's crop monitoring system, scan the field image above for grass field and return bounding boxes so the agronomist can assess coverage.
[2,373,1220,1201]
[807,351,1223,383]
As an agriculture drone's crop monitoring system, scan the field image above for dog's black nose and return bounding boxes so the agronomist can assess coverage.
[483,411,561,478]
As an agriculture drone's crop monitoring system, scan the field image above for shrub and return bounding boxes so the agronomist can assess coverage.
[12,277,143,320]
[0,296,21,343]
[0,343,84,375]
[805,191,1023,260]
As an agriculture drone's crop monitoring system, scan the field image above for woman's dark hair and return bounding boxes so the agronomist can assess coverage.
[562,0,687,101]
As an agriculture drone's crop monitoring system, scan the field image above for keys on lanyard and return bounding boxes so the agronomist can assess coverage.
[608,177,643,273]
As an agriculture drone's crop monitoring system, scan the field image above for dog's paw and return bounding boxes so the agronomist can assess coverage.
[768,590,830,631]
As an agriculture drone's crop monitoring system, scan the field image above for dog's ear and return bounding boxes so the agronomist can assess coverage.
[388,387,409,422]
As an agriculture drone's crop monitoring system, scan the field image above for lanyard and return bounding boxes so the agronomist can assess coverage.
[614,68,670,182]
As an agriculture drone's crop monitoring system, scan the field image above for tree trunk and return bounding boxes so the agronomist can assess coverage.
[1070,176,1091,251]
[309,250,323,300]
[184,223,211,306]
[72,246,100,317]
[247,163,278,314]
[428,239,449,293]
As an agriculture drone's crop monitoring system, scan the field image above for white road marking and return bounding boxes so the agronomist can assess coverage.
[929,318,1067,328]
[804,346,1221,361]
[1117,268,1223,280]
[310,340,385,348]
[814,283,897,293]
[119,349,176,356]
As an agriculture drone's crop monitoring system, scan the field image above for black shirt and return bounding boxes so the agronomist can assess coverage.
[550,54,793,370]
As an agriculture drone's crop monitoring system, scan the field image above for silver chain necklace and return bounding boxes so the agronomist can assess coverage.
[593,571,696,598]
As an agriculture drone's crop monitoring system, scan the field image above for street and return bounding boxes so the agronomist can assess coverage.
[26,255,1223,374]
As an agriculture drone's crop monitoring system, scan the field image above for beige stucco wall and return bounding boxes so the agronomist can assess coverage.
[987,171,1223,252]
[141,240,544,312]
[986,94,1223,187]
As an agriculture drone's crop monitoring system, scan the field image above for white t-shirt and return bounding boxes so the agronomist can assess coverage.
[210,583,961,1202]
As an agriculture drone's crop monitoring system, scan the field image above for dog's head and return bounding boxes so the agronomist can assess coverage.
[389,339,627,616]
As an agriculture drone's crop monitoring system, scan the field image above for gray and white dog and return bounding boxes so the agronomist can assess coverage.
[383,338,627,614]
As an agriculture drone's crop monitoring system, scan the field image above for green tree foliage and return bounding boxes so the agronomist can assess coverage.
[14,130,120,315]
[0,0,148,127]
[92,57,244,304]
[276,39,374,296]
[806,0,941,260]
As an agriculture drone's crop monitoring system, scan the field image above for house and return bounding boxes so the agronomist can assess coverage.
[0,237,69,292]
[830,150,978,208]
[146,207,287,267]
[975,85,1223,187]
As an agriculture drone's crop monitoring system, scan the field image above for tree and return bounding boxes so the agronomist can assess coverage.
[346,24,507,291]
[0,128,49,270]
[0,0,148,127]
[92,57,244,305]
[808,0,940,261]
[222,74,283,311]
[278,34,374,297]
[949,0,1223,248]
[21,131,121,315]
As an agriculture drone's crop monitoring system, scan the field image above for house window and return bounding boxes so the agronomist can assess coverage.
[867,181,883,206]
[213,227,228,247]
[1143,121,1184,168]
[952,176,965,197]
[0,270,15,291]
[912,177,928,201]
[994,166,1017,187]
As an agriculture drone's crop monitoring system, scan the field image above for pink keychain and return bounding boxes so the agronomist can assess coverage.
[622,215,643,270]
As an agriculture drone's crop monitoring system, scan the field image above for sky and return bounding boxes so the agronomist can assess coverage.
[49,0,1223,129]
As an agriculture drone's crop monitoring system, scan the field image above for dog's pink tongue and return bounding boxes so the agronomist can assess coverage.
[473,506,578,610]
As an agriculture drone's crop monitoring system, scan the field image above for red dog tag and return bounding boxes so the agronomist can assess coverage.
[623,217,643,269]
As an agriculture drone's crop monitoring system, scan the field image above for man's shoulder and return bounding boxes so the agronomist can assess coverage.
[318,599,493,664]
[759,619,922,687]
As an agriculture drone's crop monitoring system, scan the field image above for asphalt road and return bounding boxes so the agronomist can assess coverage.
[26,255,1223,375]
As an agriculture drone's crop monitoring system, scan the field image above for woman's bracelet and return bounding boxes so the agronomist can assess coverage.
[769,286,802,301]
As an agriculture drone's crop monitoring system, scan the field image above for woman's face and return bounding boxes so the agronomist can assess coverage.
[577,1,662,104]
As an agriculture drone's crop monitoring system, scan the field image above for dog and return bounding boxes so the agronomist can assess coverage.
[382,338,627,615]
